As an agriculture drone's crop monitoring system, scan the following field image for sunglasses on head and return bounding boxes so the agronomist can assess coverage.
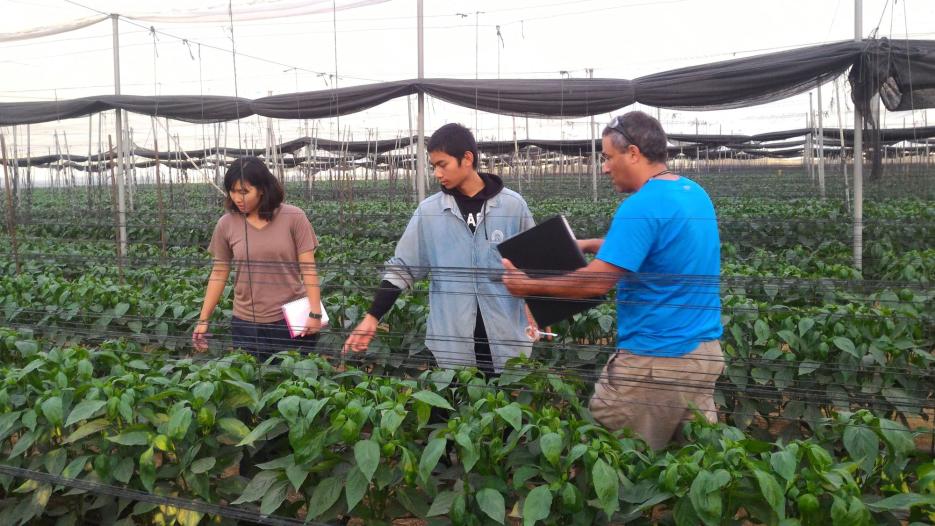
[608,115,640,151]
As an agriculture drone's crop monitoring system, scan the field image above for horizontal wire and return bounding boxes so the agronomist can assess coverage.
[7,209,935,225]
[3,319,932,404]
[7,314,933,383]
[1,323,931,427]
[0,465,330,526]
[4,281,931,323]
[0,250,919,271]
[1,248,930,282]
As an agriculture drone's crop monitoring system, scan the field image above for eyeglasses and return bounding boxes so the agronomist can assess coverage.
[607,115,640,151]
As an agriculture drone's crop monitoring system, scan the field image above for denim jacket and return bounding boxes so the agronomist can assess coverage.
[382,188,535,371]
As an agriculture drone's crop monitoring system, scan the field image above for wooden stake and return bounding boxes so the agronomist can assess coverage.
[107,135,124,283]
[151,118,167,260]
[0,133,21,275]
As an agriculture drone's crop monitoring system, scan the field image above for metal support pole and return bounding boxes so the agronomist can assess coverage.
[0,134,20,275]
[407,95,416,199]
[806,104,814,183]
[853,0,863,271]
[817,81,826,197]
[416,0,426,202]
[835,78,850,212]
[588,68,598,203]
[111,13,128,259]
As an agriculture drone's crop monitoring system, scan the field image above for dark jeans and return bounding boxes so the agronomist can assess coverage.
[230,316,319,359]
[474,312,496,377]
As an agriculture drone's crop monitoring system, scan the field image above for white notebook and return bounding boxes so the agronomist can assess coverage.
[281,297,330,338]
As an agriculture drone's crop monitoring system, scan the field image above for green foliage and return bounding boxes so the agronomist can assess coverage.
[0,336,930,525]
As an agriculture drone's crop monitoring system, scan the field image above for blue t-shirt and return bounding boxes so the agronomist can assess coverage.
[596,177,722,357]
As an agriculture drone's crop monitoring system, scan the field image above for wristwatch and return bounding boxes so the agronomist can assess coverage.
[308,312,323,320]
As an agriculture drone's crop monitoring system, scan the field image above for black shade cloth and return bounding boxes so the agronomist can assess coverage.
[3,39,935,126]
[8,124,934,168]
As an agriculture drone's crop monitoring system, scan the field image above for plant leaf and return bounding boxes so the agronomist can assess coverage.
[216,417,250,442]
[231,471,280,505]
[522,485,553,526]
[237,417,284,447]
[495,403,522,431]
[107,431,150,446]
[260,480,290,515]
[454,431,479,473]
[167,406,193,441]
[592,458,619,518]
[418,437,447,483]
[189,457,216,475]
[689,470,722,526]
[345,467,368,513]
[307,476,343,518]
[476,488,505,525]
[354,439,380,482]
[64,418,109,444]
[113,457,134,484]
[286,462,308,492]
[842,425,879,473]
[832,336,858,358]
[412,390,454,411]
[427,490,457,517]
[10,430,37,457]
[40,396,64,427]
[139,447,156,492]
[865,493,935,512]
[64,400,106,428]
[769,449,796,482]
[380,409,405,436]
[753,469,785,517]
[539,432,562,467]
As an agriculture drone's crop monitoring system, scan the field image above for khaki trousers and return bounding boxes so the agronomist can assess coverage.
[589,340,725,450]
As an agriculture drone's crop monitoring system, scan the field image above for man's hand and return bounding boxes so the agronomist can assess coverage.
[523,305,553,342]
[343,314,379,353]
[192,321,210,352]
[501,258,532,297]
[299,317,321,338]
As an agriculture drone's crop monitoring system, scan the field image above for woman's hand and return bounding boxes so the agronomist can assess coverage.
[299,317,322,337]
[192,321,210,352]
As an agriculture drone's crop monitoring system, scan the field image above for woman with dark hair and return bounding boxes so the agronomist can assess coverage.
[192,157,322,356]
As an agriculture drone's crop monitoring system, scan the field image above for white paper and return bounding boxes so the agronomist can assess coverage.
[281,297,329,338]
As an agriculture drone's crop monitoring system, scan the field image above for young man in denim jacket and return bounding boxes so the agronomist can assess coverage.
[343,123,536,374]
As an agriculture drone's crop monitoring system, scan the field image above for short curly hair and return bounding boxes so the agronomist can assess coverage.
[602,111,668,164]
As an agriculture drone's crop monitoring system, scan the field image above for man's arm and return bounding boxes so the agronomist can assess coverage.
[344,211,424,353]
[577,238,604,254]
[501,257,624,299]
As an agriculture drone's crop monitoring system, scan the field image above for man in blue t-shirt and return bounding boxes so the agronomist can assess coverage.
[502,111,723,449]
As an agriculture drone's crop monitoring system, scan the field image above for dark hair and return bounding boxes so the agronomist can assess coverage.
[223,157,284,221]
[602,111,668,164]
[427,123,478,169]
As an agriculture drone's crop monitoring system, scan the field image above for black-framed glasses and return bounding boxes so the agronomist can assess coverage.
[607,115,640,151]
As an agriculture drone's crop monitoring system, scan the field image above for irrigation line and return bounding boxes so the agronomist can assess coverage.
[0,465,331,526]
